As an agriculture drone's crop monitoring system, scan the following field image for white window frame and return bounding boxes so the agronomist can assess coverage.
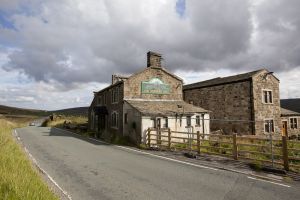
[289,117,298,129]
[264,119,274,134]
[262,89,273,104]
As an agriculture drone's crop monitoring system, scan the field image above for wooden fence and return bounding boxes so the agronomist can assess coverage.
[146,128,300,172]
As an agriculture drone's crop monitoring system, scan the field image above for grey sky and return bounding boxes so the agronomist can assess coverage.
[0,0,299,110]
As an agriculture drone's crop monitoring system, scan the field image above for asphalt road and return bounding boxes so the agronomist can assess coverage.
[16,126,299,200]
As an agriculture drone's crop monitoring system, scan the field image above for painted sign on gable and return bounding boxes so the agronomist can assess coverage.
[141,78,170,94]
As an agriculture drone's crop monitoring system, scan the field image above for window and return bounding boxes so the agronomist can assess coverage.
[163,117,168,128]
[97,96,102,105]
[152,119,156,128]
[103,93,106,104]
[186,116,191,126]
[179,116,182,127]
[196,115,200,126]
[124,113,128,124]
[111,112,118,128]
[263,90,273,104]
[264,119,274,133]
[290,118,298,129]
[111,87,119,103]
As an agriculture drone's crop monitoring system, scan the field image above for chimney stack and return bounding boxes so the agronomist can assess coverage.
[147,51,162,68]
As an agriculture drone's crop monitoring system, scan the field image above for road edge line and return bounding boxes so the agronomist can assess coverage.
[14,129,73,200]
[53,127,288,184]
[247,176,290,188]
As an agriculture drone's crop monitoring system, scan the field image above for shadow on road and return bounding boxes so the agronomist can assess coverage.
[42,127,110,146]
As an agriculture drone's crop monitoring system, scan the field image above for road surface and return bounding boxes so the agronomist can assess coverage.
[16,126,299,200]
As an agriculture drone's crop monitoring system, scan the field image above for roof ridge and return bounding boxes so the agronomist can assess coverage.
[183,69,267,90]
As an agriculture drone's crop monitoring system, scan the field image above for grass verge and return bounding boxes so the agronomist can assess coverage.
[0,118,58,200]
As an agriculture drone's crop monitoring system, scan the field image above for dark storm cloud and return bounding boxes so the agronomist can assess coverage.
[1,0,300,88]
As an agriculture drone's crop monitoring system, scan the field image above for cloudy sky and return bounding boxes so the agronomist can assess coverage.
[0,0,299,110]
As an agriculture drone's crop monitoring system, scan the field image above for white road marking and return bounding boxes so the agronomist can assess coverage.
[115,145,220,171]
[247,176,291,188]
[54,128,292,186]
[15,129,73,200]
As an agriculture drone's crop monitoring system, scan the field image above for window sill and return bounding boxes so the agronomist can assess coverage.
[262,102,274,105]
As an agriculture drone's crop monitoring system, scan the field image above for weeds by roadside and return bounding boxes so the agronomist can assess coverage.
[0,118,58,200]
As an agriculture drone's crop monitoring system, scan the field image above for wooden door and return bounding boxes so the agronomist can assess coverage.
[282,121,288,136]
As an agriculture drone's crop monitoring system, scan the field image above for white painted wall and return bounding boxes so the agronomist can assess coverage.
[141,114,210,144]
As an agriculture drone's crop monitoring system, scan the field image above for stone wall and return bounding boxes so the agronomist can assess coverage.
[123,102,142,144]
[252,72,281,135]
[123,67,183,100]
[281,116,300,137]
[90,83,125,141]
[184,80,253,134]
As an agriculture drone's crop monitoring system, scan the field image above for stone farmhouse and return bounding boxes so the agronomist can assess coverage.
[281,108,300,138]
[280,99,300,138]
[183,69,281,136]
[88,52,210,144]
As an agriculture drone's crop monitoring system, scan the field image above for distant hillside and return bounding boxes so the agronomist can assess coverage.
[50,107,89,116]
[281,98,300,113]
[0,105,47,116]
[0,104,89,117]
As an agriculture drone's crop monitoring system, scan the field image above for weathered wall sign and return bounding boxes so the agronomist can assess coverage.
[141,78,170,94]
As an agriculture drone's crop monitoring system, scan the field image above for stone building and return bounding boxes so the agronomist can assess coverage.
[88,52,210,144]
[281,107,300,138]
[183,69,281,135]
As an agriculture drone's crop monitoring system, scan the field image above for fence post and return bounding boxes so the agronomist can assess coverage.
[168,128,171,150]
[282,135,289,171]
[197,131,201,154]
[232,133,238,160]
[157,127,161,147]
[147,128,151,148]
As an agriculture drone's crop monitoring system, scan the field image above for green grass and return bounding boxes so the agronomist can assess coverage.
[0,118,58,200]
[166,135,300,172]
[43,115,87,128]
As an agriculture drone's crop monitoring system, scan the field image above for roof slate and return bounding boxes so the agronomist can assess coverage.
[183,69,265,90]
[125,100,209,116]
[281,107,300,116]
[281,99,300,114]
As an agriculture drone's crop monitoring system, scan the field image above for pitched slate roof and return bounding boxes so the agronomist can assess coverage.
[281,108,300,116]
[125,100,209,116]
[281,98,300,114]
[183,69,266,90]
